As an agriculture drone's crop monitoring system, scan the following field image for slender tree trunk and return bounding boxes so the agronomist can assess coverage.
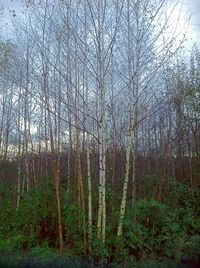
[117,110,135,236]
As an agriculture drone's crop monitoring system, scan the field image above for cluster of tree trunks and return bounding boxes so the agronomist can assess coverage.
[0,0,199,251]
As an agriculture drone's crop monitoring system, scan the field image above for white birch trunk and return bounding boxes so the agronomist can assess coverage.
[86,132,92,248]
[117,111,135,236]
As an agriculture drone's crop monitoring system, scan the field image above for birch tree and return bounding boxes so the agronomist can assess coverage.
[117,0,187,236]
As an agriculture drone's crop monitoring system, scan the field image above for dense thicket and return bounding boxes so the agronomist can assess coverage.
[0,0,199,266]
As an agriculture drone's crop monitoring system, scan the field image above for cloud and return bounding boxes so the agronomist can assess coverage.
[0,0,10,8]
[181,0,200,46]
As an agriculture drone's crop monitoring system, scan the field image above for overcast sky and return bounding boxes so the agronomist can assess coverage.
[185,0,200,44]
[0,0,200,49]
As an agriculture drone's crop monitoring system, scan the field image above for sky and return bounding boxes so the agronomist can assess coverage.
[0,0,200,49]
[184,0,200,45]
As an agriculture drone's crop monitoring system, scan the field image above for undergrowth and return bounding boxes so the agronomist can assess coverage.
[0,178,199,267]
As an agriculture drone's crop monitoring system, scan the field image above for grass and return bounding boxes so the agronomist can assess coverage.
[0,249,199,268]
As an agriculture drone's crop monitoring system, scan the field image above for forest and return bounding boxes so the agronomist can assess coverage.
[0,0,200,267]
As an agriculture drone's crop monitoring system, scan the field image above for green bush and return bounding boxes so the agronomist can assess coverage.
[183,234,200,260]
[0,179,199,266]
[0,235,24,252]
[119,197,196,259]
